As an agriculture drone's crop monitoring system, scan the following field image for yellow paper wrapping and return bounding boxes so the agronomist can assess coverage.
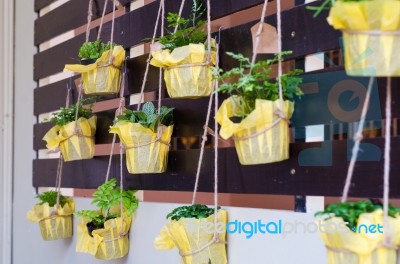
[110,121,173,174]
[319,210,400,264]
[43,116,97,162]
[154,210,227,264]
[64,45,125,94]
[26,198,74,241]
[328,0,400,76]
[76,215,132,260]
[150,44,216,98]
[215,96,294,165]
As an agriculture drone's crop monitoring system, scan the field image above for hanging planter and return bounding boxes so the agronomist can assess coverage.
[315,200,400,264]
[43,97,97,162]
[64,41,125,95]
[109,102,174,174]
[154,204,227,264]
[215,52,303,165]
[75,178,139,260]
[27,191,74,241]
[309,0,400,76]
[149,0,216,98]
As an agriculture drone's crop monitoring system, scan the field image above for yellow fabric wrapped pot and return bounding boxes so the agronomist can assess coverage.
[154,210,227,264]
[215,96,294,165]
[43,116,97,162]
[318,209,400,264]
[76,215,132,260]
[64,45,125,94]
[27,198,74,241]
[150,44,216,98]
[328,0,400,76]
[110,121,173,174]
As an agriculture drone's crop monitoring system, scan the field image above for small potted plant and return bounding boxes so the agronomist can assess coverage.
[109,102,174,174]
[64,40,126,94]
[215,51,303,165]
[315,200,400,264]
[149,0,216,98]
[308,0,400,76]
[27,191,74,241]
[75,178,139,260]
[43,97,97,162]
[154,204,227,264]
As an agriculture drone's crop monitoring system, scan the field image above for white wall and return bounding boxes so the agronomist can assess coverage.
[12,0,328,263]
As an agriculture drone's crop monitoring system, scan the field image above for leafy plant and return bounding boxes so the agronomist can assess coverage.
[307,0,368,17]
[78,40,116,59]
[315,199,400,231]
[50,97,96,126]
[151,0,207,51]
[116,102,174,132]
[166,204,220,221]
[36,191,68,207]
[75,179,139,234]
[215,51,303,118]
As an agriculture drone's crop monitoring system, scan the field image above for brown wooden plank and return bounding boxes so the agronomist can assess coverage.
[35,0,57,12]
[32,137,400,198]
[34,2,335,80]
[35,0,114,45]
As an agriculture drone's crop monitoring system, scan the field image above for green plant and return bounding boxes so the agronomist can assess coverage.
[75,179,139,234]
[36,191,68,207]
[215,51,303,118]
[315,199,400,231]
[78,40,116,59]
[116,102,174,132]
[166,204,220,221]
[151,0,206,50]
[307,0,368,17]
[50,97,96,126]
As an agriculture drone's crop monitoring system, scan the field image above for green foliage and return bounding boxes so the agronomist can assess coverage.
[215,51,303,118]
[166,204,220,221]
[50,97,96,126]
[152,0,207,50]
[75,179,139,229]
[315,199,400,231]
[78,40,116,59]
[307,0,368,18]
[35,191,68,207]
[116,102,174,132]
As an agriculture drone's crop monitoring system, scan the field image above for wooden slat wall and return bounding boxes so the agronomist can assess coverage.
[33,0,400,198]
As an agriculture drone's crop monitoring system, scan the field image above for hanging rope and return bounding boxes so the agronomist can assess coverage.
[250,0,269,66]
[341,77,374,202]
[383,77,392,243]
[85,0,94,42]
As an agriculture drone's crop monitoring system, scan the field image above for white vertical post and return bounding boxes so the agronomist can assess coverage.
[0,0,14,263]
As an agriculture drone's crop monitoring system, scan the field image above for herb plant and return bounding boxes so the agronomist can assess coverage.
[116,102,174,132]
[307,0,367,17]
[315,199,400,231]
[75,179,139,235]
[78,40,116,60]
[36,191,68,207]
[50,97,95,126]
[215,51,303,118]
[152,0,206,50]
[166,204,220,221]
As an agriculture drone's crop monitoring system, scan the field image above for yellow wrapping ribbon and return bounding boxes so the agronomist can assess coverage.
[154,210,227,264]
[43,116,97,162]
[328,0,400,76]
[64,45,125,94]
[109,121,173,174]
[27,198,74,240]
[319,210,400,264]
[215,96,294,165]
[150,44,216,98]
[76,215,132,260]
